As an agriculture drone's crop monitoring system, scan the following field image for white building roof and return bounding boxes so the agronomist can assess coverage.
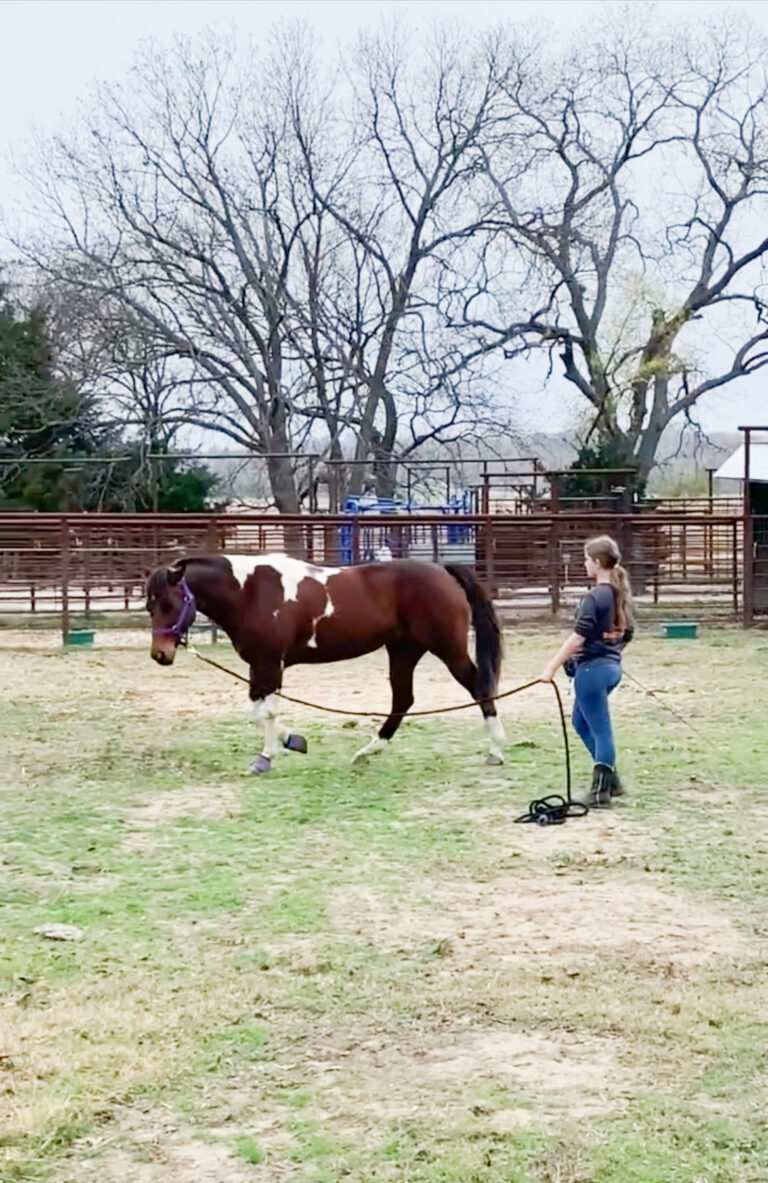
[714,443,768,482]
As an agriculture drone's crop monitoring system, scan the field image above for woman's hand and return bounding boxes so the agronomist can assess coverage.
[540,632,584,684]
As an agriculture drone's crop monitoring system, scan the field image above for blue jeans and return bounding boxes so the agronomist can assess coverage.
[572,659,622,768]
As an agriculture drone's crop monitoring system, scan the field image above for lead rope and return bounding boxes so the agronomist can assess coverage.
[622,666,753,785]
[513,679,587,825]
[186,644,583,825]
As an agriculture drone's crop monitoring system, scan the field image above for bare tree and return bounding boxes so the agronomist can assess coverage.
[14,25,502,508]
[467,13,768,481]
[12,33,337,510]
[34,281,197,450]
[297,23,514,495]
[9,23,528,510]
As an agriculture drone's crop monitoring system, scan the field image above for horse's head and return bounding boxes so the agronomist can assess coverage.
[146,563,197,665]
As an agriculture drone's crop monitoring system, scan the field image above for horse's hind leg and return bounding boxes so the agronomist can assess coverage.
[352,641,425,764]
[443,654,506,766]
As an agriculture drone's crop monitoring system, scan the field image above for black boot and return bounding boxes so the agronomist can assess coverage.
[583,763,613,809]
[609,769,625,798]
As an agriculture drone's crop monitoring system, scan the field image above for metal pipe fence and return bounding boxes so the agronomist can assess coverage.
[0,509,749,641]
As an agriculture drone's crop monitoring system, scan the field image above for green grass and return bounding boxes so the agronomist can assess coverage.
[1,630,768,1181]
[234,1135,265,1164]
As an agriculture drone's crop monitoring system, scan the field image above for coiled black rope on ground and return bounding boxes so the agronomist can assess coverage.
[513,679,587,825]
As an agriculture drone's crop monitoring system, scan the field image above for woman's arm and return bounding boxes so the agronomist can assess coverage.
[540,631,585,682]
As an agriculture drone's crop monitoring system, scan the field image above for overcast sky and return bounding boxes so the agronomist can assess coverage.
[2,0,768,439]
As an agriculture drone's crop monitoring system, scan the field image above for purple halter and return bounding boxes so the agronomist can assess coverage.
[155,577,197,642]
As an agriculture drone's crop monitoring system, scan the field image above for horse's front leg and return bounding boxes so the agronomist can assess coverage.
[248,663,307,775]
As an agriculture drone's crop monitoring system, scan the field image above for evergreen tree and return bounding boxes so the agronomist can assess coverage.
[0,289,220,512]
[0,292,109,509]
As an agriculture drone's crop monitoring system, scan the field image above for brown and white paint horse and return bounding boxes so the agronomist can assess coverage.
[146,554,505,773]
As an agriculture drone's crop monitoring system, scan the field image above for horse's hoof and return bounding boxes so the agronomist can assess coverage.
[249,755,272,775]
[352,738,384,765]
[283,733,308,754]
[485,752,505,767]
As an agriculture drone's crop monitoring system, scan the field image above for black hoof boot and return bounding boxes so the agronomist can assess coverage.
[249,755,272,775]
[583,763,613,809]
[282,733,308,754]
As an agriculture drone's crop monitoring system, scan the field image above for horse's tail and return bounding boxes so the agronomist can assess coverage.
[444,564,503,701]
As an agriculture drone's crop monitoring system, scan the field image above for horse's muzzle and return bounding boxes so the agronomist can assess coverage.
[151,645,176,666]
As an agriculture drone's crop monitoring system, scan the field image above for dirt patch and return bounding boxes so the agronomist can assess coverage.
[329,873,749,970]
[127,783,241,827]
[400,1028,625,1113]
[122,783,241,852]
[405,804,657,864]
[51,1095,302,1182]
[56,1139,256,1183]
[307,1026,630,1121]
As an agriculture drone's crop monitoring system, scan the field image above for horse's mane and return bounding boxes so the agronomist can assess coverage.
[149,568,172,594]
[149,555,231,595]
[148,560,186,596]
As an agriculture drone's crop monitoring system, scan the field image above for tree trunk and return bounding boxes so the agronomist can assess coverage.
[267,452,300,514]
[350,290,406,495]
[263,336,300,515]
[373,452,398,498]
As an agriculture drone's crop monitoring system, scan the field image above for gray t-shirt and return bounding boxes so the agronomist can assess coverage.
[572,584,633,666]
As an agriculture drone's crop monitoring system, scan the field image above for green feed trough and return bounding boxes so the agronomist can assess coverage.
[66,629,95,647]
[659,621,698,639]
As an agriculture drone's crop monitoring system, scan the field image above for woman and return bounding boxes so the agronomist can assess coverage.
[540,535,634,808]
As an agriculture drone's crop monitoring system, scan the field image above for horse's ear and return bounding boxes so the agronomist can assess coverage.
[167,560,187,586]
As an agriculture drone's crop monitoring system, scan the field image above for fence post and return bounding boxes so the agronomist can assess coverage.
[733,518,739,617]
[681,522,687,579]
[706,467,714,576]
[743,428,753,627]
[206,519,219,553]
[308,457,317,514]
[60,517,70,646]
[548,516,560,615]
[619,515,632,588]
[485,518,496,598]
